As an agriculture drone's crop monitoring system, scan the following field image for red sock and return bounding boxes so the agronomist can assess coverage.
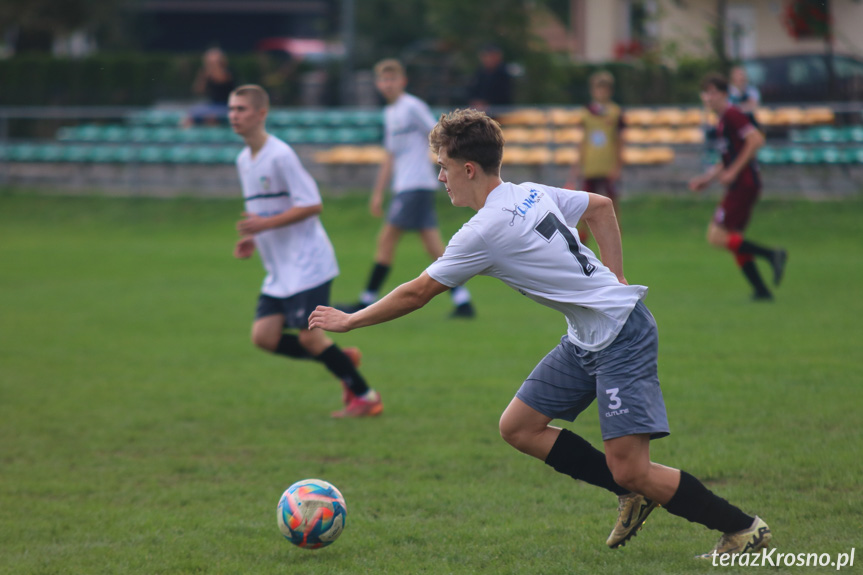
[735,253,753,267]
[726,232,744,253]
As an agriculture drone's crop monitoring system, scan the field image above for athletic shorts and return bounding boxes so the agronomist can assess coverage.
[387,189,438,230]
[714,170,761,231]
[255,280,332,329]
[515,300,670,441]
[583,177,618,202]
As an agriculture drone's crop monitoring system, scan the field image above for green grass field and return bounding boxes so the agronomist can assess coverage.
[1,190,861,574]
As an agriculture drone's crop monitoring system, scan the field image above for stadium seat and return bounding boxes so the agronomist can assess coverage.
[138,146,166,163]
[63,145,95,163]
[548,108,582,126]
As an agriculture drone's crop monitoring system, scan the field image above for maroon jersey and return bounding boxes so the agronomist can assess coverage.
[717,104,760,188]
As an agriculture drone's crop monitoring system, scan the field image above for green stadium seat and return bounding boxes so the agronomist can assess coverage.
[787,147,810,164]
[819,147,843,164]
[90,145,118,163]
[846,126,863,143]
[189,147,220,164]
[138,146,166,163]
[164,146,194,163]
[844,148,863,164]
[10,143,40,161]
[152,127,180,143]
[813,127,841,143]
[56,127,78,142]
[217,146,242,164]
[36,144,65,162]
[63,145,94,163]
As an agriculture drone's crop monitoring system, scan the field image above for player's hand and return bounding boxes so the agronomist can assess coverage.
[718,169,737,187]
[236,212,271,235]
[688,175,709,192]
[234,237,255,259]
[308,306,352,333]
[369,194,384,218]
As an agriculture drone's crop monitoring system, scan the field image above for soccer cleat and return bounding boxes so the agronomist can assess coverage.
[339,347,363,405]
[331,390,383,418]
[334,301,368,314]
[771,249,788,286]
[607,493,658,548]
[449,302,476,319]
[697,516,772,559]
[751,291,774,302]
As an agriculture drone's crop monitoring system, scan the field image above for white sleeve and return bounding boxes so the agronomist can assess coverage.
[281,147,321,207]
[521,182,589,228]
[426,224,492,288]
[411,99,438,134]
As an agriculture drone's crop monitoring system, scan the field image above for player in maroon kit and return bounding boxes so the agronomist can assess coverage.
[689,73,787,301]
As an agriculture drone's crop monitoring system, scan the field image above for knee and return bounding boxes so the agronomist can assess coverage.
[607,460,648,493]
[499,416,529,452]
[297,329,330,356]
[251,330,278,352]
[706,225,727,249]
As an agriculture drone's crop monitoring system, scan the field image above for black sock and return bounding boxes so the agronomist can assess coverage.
[365,263,391,294]
[315,344,370,396]
[737,239,775,260]
[544,429,629,496]
[274,334,312,359]
[664,471,754,533]
[741,260,772,297]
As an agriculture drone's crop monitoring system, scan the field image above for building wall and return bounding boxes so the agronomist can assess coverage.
[583,0,620,61]
[580,0,863,62]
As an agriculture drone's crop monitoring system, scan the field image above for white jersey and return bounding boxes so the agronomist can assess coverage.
[427,182,647,351]
[236,135,338,298]
[383,93,439,193]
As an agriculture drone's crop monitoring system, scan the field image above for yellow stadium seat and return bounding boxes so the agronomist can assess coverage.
[553,128,583,144]
[554,148,579,165]
[803,107,835,125]
[498,108,548,126]
[549,108,583,125]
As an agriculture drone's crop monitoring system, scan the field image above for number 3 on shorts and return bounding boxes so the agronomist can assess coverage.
[606,388,622,410]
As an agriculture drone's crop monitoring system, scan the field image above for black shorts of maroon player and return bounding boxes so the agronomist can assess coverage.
[713,169,761,231]
[583,177,617,202]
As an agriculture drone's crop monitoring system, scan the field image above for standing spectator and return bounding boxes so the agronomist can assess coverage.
[183,47,236,127]
[566,71,625,243]
[467,44,513,113]
[728,66,760,115]
[728,65,761,129]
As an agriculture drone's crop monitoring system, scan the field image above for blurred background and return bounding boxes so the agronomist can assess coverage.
[1,0,861,196]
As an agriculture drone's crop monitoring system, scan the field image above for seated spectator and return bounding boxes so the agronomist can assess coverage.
[183,47,236,127]
[467,44,512,113]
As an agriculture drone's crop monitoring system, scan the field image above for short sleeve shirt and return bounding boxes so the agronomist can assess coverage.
[717,105,759,178]
[383,93,440,193]
[236,136,338,298]
[427,182,647,351]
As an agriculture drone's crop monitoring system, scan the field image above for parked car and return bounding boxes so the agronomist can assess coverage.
[742,53,863,103]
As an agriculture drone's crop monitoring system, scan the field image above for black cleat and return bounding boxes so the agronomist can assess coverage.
[771,249,788,286]
[450,302,476,319]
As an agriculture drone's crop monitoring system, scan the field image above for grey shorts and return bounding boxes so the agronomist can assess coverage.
[255,281,332,329]
[515,300,670,441]
[387,189,438,230]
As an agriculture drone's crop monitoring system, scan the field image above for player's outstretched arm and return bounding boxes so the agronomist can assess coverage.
[582,194,626,283]
[309,272,449,332]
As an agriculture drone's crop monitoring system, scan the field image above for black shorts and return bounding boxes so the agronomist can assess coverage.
[255,281,332,329]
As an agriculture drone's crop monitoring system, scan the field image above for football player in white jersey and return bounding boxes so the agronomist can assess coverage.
[310,109,771,557]
[229,85,382,418]
[338,59,475,318]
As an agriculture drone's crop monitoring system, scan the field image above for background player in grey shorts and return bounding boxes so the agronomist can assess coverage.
[311,109,771,558]
[337,59,475,318]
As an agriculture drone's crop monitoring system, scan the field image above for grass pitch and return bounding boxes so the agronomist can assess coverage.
[1,190,861,574]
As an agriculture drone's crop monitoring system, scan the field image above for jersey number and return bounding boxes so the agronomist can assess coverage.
[534,212,596,276]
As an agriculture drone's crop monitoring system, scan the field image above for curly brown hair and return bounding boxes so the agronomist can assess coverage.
[428,109,505,174]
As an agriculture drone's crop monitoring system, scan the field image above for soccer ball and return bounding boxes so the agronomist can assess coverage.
[277,479,347,549]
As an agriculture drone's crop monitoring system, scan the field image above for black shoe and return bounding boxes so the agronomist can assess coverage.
[450,302,476,318]
[771,249,788,286]
[335,301,368,313]
[751,292,774,302]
